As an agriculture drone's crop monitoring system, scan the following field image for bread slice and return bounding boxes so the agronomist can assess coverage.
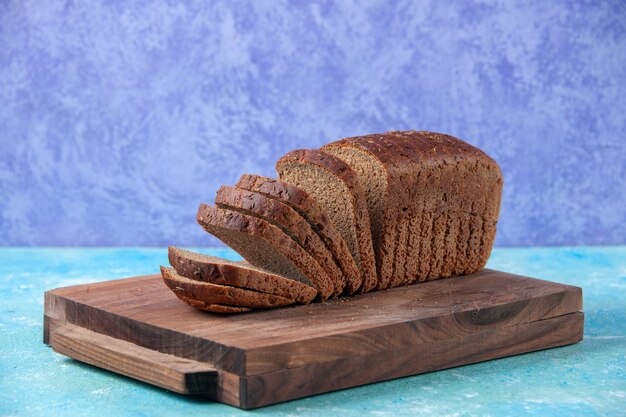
[276,149,377,292]
[174,293,252,314]
[196,204,335,300]
[236,174,362,294]
[323,131,503,286]
[215,186,346,296]
[321,140,397,287]
[168,246,317,304]
[161,267,296,308]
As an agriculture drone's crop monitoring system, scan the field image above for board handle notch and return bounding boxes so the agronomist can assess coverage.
[50,324,218,396]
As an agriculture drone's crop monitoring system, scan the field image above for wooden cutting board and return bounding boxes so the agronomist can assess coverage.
[44,269,583,409]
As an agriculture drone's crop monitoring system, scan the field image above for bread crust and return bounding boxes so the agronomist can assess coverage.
[236,174,363,294]
[196,204,335,300]
[276,150,378,293]
[168,247,317,303]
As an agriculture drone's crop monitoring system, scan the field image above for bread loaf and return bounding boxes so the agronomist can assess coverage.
[163,130,504,313]
[322,131,503,285]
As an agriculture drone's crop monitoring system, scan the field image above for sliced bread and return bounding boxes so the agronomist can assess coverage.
[215,186,346,296]
[160,267,296,308]
[321,138,402,288]
[236,174,363,294]
[168,246,317,304]
[323,131,503,286]
[173,293,252,314]
[275,149,378,292]
[196,204,335,300]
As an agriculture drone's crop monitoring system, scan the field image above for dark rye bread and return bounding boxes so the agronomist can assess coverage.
[161,267,296,309]
[322,139,400,288]
[276,149,378,293]
[168,246,317,304]
[322,131,503,287]
[236,174,363,294]
[174,294,252,314]
[196,204,335,300]
[215,186,345,296]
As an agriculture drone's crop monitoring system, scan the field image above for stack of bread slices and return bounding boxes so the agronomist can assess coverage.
[161,131,503,313]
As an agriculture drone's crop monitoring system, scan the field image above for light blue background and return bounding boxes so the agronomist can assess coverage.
[1,1,625,247]
[1,246,625,416]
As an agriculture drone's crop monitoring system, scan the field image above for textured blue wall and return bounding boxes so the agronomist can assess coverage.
[1,1,625,247]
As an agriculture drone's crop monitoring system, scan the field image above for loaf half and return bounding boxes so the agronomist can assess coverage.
[196,204,335,300]
[160,267,296,308]
[168,246,317,303]
[276,150,378,292]
[323,131,503,286]
[236,174,363,294]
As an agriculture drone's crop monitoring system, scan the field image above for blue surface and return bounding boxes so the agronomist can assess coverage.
[0,247,625,417]
[1,1,625,247]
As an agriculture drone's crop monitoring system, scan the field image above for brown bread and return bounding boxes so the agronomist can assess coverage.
[160,267,296,308]
[168,246,317,303]
[163,130,503,313]
[196,204,335,300]
[235,174,363,294]
[215,186,345,296]
[322,130,503,287]
[173,293,252,314]
[275,150,378,292]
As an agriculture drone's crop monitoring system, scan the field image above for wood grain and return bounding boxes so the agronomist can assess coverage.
[44,268,583,409]
[51,324,217,395]
[242,312,583,408]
